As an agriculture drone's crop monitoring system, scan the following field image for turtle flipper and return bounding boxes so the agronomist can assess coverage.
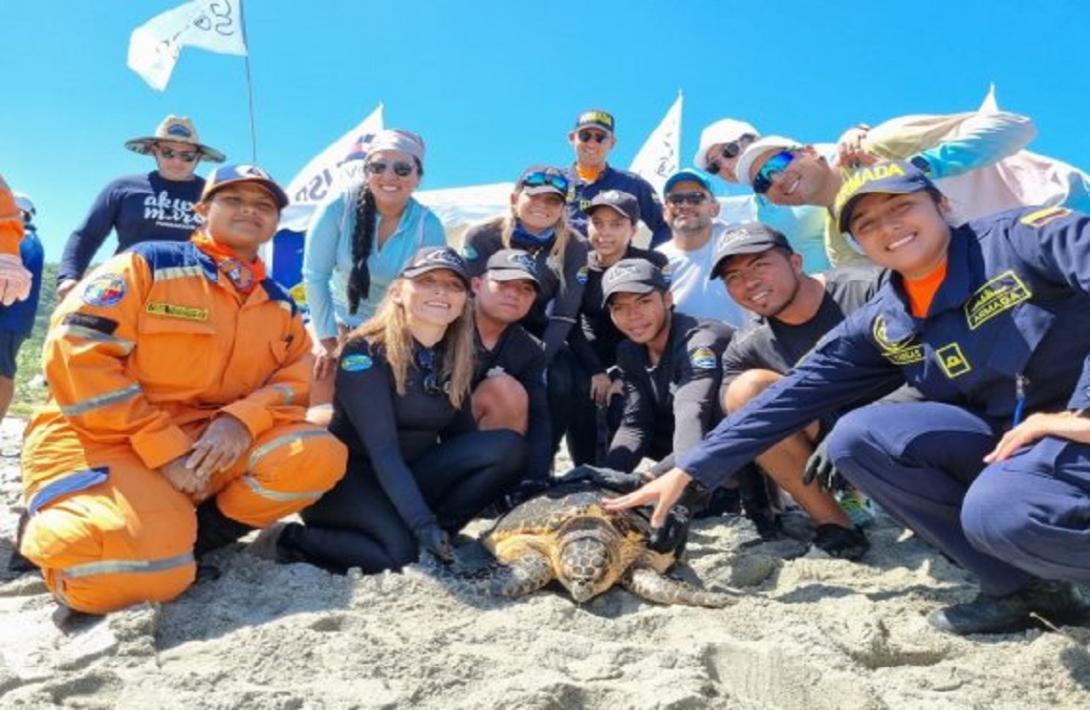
[621,566,737,608]
[425,549,554,599]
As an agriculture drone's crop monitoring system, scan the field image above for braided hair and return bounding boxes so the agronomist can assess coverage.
[346,185,378,314]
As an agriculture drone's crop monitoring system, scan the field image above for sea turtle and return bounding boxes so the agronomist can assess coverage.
[434,482,735,608]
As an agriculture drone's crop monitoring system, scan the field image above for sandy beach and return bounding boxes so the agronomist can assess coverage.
[1,416,1089,709]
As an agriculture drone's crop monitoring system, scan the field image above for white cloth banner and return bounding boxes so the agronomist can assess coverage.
[278,104,385,232]
[628,92,683,195]
[127,0,248,91]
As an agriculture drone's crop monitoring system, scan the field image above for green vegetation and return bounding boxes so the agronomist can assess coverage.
[10,262,57,417]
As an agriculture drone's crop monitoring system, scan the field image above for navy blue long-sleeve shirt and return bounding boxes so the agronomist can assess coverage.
[565,165,671,248]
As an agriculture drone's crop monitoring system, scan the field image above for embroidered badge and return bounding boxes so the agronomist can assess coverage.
[341,354,373,372]
[661,263,673,284]
[82,273,127,307]
[689,346,718,370]
[964,270,1032,330]
[576,266,589,285]
[1019,205,1071,229]
[935,343,972,379]
[145,302,209,322]
[871,315,924,365]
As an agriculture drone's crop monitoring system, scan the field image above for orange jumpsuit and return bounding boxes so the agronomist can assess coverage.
[20,237,347,613]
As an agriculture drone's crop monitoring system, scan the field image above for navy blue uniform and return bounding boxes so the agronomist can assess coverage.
[565,165,670,248]
[678,205,1090,595]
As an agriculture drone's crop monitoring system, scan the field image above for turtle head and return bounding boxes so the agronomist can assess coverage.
[557,530,615,603]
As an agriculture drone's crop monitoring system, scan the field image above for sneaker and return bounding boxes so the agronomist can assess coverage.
[811,523,869,561]
[837,491,876,529]
[7,507,35,573]
[928,579,1090,635]
[247,522,288,561]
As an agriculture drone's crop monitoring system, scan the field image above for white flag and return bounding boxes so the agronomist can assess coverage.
[127,0,248,91]
[628,92,683,195]
[278,104,385,232]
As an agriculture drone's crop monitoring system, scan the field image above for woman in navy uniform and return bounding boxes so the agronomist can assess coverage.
[606,160,1090,635]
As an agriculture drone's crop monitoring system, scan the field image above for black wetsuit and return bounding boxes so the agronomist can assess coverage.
[606,311,734,473]
[561,245,670,463]
[462,219,589,364]
[283,338,526,573]
[473,323,552,482]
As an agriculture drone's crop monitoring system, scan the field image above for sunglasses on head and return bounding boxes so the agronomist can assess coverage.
[578,129,609,144]
[416,347,445,396]
[706,133,756,176]
[666,191,709,206]
[751,150,797,194]
[366,160,416,177]
[521,171,570,194]
[158,146,198,163]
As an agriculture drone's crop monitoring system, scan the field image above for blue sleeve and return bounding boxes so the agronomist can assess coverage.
[335,342,437,531]
[60,182,121,282]
[302,195,347,341]
[1005,208,1090,410]
[672,327,729,458]
[916,111,1037,180]
[521,346,554,481]
[676,313,904,488]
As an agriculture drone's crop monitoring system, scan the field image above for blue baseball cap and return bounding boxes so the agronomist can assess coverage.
[663,169,713,195]
[835,159,938,234]
[201,164,289,208]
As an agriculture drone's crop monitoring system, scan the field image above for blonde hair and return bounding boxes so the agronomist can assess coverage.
[498,195,573,289]
[348,277,475,408]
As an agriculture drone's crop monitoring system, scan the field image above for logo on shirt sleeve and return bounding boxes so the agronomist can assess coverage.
[81,273,127,307]
[341,353,373,372]
[689,346,718,370]
[963,270,1032,330]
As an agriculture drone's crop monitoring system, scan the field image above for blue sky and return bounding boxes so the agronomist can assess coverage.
[4,0,1089,259]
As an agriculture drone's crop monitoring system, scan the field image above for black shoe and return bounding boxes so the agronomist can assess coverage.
[7,508,36,573]
[750,511,786,541]
[194,500,255,558]
[811,523,869,561]
[929,579,1090,636]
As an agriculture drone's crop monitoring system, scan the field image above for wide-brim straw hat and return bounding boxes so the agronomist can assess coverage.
[124,115,226,163]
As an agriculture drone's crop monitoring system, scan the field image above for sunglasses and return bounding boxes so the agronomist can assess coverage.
[158,146,198,162]
[665,191,709,206]
[578,129,609,144]
[752,150,796,194]
[416,347,445,396]
[706,133,756,176]
[521,171,570,194]
[366,160,416,177]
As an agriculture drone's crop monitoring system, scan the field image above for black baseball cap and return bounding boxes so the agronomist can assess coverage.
[587,189,640,224]
[709,223,792,281]
[485,249,541,289]
[601,258,670,306]
[400,246,470,286]
[574,109,615,134]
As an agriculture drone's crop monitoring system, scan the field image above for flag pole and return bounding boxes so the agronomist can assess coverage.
[239,0,258,162]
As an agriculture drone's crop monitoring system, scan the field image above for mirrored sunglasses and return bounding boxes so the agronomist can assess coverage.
[665,191,709,206]
[752,150,796,194]
[366,160,416,177]
[158,146,198,163]
[706,133,756,175]
[521,171,570,194]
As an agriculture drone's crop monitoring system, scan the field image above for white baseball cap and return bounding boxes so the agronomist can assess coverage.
[693,118,759,171]
[734,135,802,187]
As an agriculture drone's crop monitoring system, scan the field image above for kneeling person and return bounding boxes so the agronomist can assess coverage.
[471,249,552,485]
[19,166,348,614]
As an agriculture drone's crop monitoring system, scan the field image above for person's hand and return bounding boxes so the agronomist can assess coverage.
[647,504,691,554]
[0,254,31,306]
[589,373,613,407]
[607,378,624,402]
[802,440,842,491]
[56,278,79,304]
[414,523,454,563]
[187,415,253,480]
[836,124,877,169]
[984,411,1090,463]
[313,337,339,380]
[161,455,211,498]
[559,464,650,494]
[602,467,692,528]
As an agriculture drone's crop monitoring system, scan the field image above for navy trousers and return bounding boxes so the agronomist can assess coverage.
[826,401,1090,596]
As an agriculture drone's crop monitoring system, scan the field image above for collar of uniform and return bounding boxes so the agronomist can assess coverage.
[569,163,614,186]
[884,225,970,324]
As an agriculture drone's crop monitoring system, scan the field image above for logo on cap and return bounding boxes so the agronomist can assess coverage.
[422,248,464,268]
[836,163,908,212]
[606,263,640,283]
[579,111,614,129]
[507,252,537,272]
[236,165,269,179]
[166,123,193,138]
[717,228,749,250]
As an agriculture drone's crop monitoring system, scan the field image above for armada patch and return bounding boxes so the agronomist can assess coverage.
[689,346,718,370]
[82,273,127,307]
[341,353,373,372]
[935,343,972,379]
[871,315,924,365]
[1019,205,1071,229]
[964,270,1031,330]
[576,266,589,285]
[145,301,209,322]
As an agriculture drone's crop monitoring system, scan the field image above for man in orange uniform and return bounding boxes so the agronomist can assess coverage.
[18,165,347,614]
[0,175,33,305]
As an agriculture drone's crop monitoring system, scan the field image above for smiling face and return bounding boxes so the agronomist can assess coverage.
[721,248,803,318]
[473,274,536,324]
[608,289,672,344]
[365,149,421,210]
[568,128,615,169]
[195,182,280,260]
[396,269,469,328]
[153,140,200,181]
[847,191,951,278]
[587,206,636,262]
[749,147,831,206]
[512,190,566,232]
[663,180,719,235]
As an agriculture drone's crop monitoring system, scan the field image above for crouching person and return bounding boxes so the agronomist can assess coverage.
[19,166,348,614]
